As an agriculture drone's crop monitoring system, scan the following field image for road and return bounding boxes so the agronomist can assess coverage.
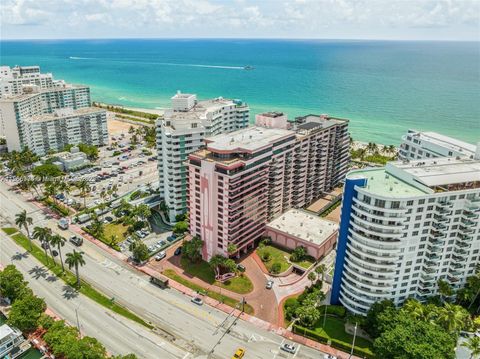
[0,182,329,359]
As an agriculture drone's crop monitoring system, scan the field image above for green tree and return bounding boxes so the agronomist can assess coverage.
[209,255,226,278]
[315,264,326,282]
[373,312,456,359]
[76,179,91,208]
[307,271,317,285]
[290,246,307,262]
[131,241,149,263]
[270,262,282,274]
[295,304,321,328]
[435,303,471,334]
[134,204,151,225]
[438,279,454,302]
[182,236,204,262]
[7,293,46,332]
[172,220,188,235]
[364,299,396,338]
[15,209,33,249]
[65,250,86,287]
[462,336,480,359]
[78,143,99,160]
[32,163,63,180]
[0,265,29,303]
[227,243,238,256]
[49,234,67,272]
[33,226,52,264]
[89,218,105,239]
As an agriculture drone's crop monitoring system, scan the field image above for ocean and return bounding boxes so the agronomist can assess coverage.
[1,39,479,144]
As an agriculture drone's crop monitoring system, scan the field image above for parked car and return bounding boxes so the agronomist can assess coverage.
[237,264,246,272]
[174,247,182,256]
[155,251,166,261]
[323,355,337,359]
[167,236,175,242]
[280,343,296,354]
[191,297,203,306]
[266,280,274,289]
[69,235,83,246]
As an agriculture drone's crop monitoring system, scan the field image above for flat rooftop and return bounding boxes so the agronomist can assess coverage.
[409,130,476,154]
[348,168,429,198]
[206,126,294,152]
[258,111,285,118]
[25,107,104,123]
[392,157,480,187]
[267,209,338,246]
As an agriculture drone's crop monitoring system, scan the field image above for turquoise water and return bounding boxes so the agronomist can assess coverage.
[1,39,479,144]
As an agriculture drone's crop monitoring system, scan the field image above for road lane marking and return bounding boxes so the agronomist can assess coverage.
[293,344,301,358]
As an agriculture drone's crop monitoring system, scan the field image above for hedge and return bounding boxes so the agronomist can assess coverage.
[293,324,374,358]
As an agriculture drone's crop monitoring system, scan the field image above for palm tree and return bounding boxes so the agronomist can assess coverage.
[437,303,469,334]
[307,271,317,285]
[49,234,66,272]
[15,210,33,250]
[315,264,327,282]
[65,250,86,287]
[76,179,91,208]
[403,299,427,320]
[33,226,52,264]
[438,279,454,302]
[209,255,226,279]
[462,336,480,359]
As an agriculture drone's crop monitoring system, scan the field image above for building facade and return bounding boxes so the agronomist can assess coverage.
[156,92,250,222]
[0,65,60,96]
[22,108,108,156]
[398,129,477,160]
[331,157,480,315]
[0,79,101,155]
[187,114,350,260]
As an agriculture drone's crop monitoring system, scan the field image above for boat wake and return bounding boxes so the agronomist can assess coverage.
[67,56,247,70]
[69,56,94,60]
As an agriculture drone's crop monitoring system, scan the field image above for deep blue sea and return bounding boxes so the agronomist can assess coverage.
[1,39,479,144]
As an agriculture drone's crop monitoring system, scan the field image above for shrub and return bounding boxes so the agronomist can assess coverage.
[284,298,300,321]
[261,251,271,262]
[270,262,282,274]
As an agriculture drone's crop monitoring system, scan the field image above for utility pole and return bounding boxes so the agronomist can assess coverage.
[349,322,358,359]
[75,306,81,335]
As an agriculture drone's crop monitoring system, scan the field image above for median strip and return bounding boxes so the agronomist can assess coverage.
[162,269,254,315]
[2,227,153,329]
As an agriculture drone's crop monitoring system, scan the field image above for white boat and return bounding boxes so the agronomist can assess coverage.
[0,324,31,359]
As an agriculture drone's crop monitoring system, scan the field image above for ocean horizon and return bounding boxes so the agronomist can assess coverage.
[1,38,479,144]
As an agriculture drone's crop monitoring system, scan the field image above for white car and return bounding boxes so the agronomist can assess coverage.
[281,343,296,354]
[155,251,166,261]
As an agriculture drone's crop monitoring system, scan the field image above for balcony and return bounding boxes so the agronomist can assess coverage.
[452,255,466,262]
[447,275,460,283]
[449,268,462,276]
[419,281,434,288]
[418,288,432,295]
[454,247,468,256]
[430,231,447,239]
[433,214,450,223]
[426,254,440,261]
[423,266,436,273]
[456,241,471,249]
[458,234,473,242]
[459,226,474,234]
[427,245,442,253]
[461,218,475,226]
[438,200,453,208]
[451,262,465,269]
[463,210,479,219]
[421,273,435,282]
[432,222,447,230]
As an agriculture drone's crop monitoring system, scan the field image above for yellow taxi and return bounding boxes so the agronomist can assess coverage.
[232,348,245,359]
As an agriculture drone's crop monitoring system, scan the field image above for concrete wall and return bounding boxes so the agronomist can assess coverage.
[264,227,337,260]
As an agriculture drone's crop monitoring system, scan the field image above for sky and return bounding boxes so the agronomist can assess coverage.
[1,0,479,41]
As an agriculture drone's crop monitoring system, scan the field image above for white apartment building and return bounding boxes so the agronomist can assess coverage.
[22,108,108,156]
[0,83,94,154]
[399,129,477,160]
[0,65,60,96]
[156,91,250,222]
[331,156,480,315]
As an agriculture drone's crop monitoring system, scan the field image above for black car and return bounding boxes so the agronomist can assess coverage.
[237,264,246,272]
[174,246,182,256]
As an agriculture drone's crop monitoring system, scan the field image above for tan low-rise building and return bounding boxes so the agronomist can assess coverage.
[265,209,338,260]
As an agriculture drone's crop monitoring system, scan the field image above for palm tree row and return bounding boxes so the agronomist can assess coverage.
[14,210,86,288]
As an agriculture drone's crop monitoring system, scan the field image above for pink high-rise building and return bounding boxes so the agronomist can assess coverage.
[187,114,350,260]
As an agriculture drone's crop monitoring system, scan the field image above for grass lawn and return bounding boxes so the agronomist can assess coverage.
[295,257,315,269]
[256,245,291,273]
[163,269,254,315]
[180,257,253,294]
[104,223,129,241]
[2,227,152,329]
[312,315,373,354]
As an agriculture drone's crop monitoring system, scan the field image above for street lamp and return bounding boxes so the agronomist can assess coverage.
[349,322,358,359]
[75,305,81,335]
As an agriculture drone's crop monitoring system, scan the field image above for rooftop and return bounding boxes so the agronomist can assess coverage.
[391,157,480,187]
[25,107,104,123]
[206,126,294,153]
[267,209,338,245]
[0,83,89,102]
[258,111,285,118]
[348,168,430,198]
[407,130,477,154]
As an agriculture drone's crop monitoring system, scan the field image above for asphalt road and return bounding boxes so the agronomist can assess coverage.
[0,182,329,359]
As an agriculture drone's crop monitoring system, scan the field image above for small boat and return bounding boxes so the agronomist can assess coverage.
[243,65,254,70]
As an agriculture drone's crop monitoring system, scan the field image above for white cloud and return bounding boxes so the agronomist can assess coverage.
[0,0,478,40]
